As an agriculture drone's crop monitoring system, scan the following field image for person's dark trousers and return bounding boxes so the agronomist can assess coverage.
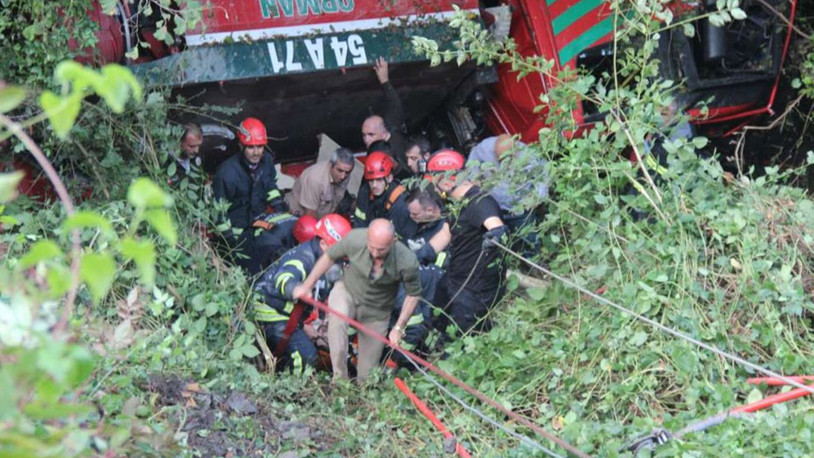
[262,321,318,373]
[502,210,540,256]
[237,224,296,275]
[432,274,504,344]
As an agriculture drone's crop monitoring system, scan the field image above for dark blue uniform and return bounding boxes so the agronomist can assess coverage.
[254,238,333,372]
[213,151,286,274]
[352,181,417,239]
[404,218,448,268]
[387,265,444,368]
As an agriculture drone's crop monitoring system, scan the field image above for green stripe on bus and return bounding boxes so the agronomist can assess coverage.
[558,16,613,64]
[552,0,604,35]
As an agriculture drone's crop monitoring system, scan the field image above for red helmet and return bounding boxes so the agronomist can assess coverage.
[426,149,465,172]
[238,117,268,146]
[364,151,394,180]
[292,215,318,243]
[314,214,352,246]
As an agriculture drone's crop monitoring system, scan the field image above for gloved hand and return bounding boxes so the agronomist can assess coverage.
[414,243,437,264]
[482,225,509,250]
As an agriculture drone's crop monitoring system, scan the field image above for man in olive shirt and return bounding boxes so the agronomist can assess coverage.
[286,147,355,219]
[293,218,421,381]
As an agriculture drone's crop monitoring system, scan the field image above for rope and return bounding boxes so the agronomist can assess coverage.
[297,296,590,458]
[489,240,814,396]
[406,357,565,458]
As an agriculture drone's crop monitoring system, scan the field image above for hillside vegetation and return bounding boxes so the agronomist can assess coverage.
[2,0,814,456]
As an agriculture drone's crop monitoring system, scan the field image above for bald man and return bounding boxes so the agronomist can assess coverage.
[293,218,421,381]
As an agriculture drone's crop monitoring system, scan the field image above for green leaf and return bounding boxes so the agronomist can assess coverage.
[46,264,72,298]
[100,0,118,14]
[23,402,93,420]
[0,85,25,113]
[40,91,82,139]
[128,177,172,209]
[745,388,763,404]
[629,332,648,347]
[731,7,747,20]
[97,64,143,112]
[19,240,63,268]
[0,171,24,203]
[692,136,709,149]
[121,237,157,287]
[79,252,116,303]
[144,209,177,245]
[527,287,546,301]
[64,210,114,235]
[240,344,260,358]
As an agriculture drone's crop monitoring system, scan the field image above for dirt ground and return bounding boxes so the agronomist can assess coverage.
[144,374,336,457]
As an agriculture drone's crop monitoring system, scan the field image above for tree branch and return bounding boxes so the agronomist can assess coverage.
[0,114,81,335]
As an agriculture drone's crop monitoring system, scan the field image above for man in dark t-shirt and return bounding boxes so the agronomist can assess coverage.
[424,150,509,342]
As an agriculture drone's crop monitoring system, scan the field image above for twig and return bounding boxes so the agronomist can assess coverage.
[0,114,80,335]
[754,0,811,40]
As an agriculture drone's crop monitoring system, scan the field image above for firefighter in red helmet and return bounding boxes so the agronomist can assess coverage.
[350,151,416,238]
[424,149,509,345]
[254,214,352,373]
[292,215,318,244]
[213,117,288,275]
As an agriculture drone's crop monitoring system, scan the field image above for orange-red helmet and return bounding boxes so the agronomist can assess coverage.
[364,151,394,180]
[292,215,318,243]
[315,214,352,246]
[237,117,268,146]
[426,149,465,172]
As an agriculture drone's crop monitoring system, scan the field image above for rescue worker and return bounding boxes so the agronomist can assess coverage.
[167,123,203,187]
[425,150,509,341]
[292,215,318,244]
[250,211,301,269]
[404,187,450,267]
[404,134,432,176]
[286,147,355,219]
[351,151,416,238]
[254,214,352,373]
[362,57,409,178]
[466,134,549,253]
[293,218,422,382]
[387,263,444,368]
[213,117,287,275]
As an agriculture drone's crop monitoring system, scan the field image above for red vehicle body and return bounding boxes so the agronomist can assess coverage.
[76,0,796,166]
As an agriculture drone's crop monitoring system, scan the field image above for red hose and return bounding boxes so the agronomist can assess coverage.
[747,376,814,386]
[394,377,472,458]
[297,296,590,458]
[732,383,814,414]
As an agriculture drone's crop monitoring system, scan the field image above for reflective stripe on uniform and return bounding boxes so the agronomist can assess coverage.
[267,189,282,201]
[267,212,293,223]
[644,155,669,177]
[283,259,307,280]
[354,207,367,221]
[254,301,289,322]
[283,301,295,314]
[276,272,296,294]
[434,252,447,267]
[291,350,303,372]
